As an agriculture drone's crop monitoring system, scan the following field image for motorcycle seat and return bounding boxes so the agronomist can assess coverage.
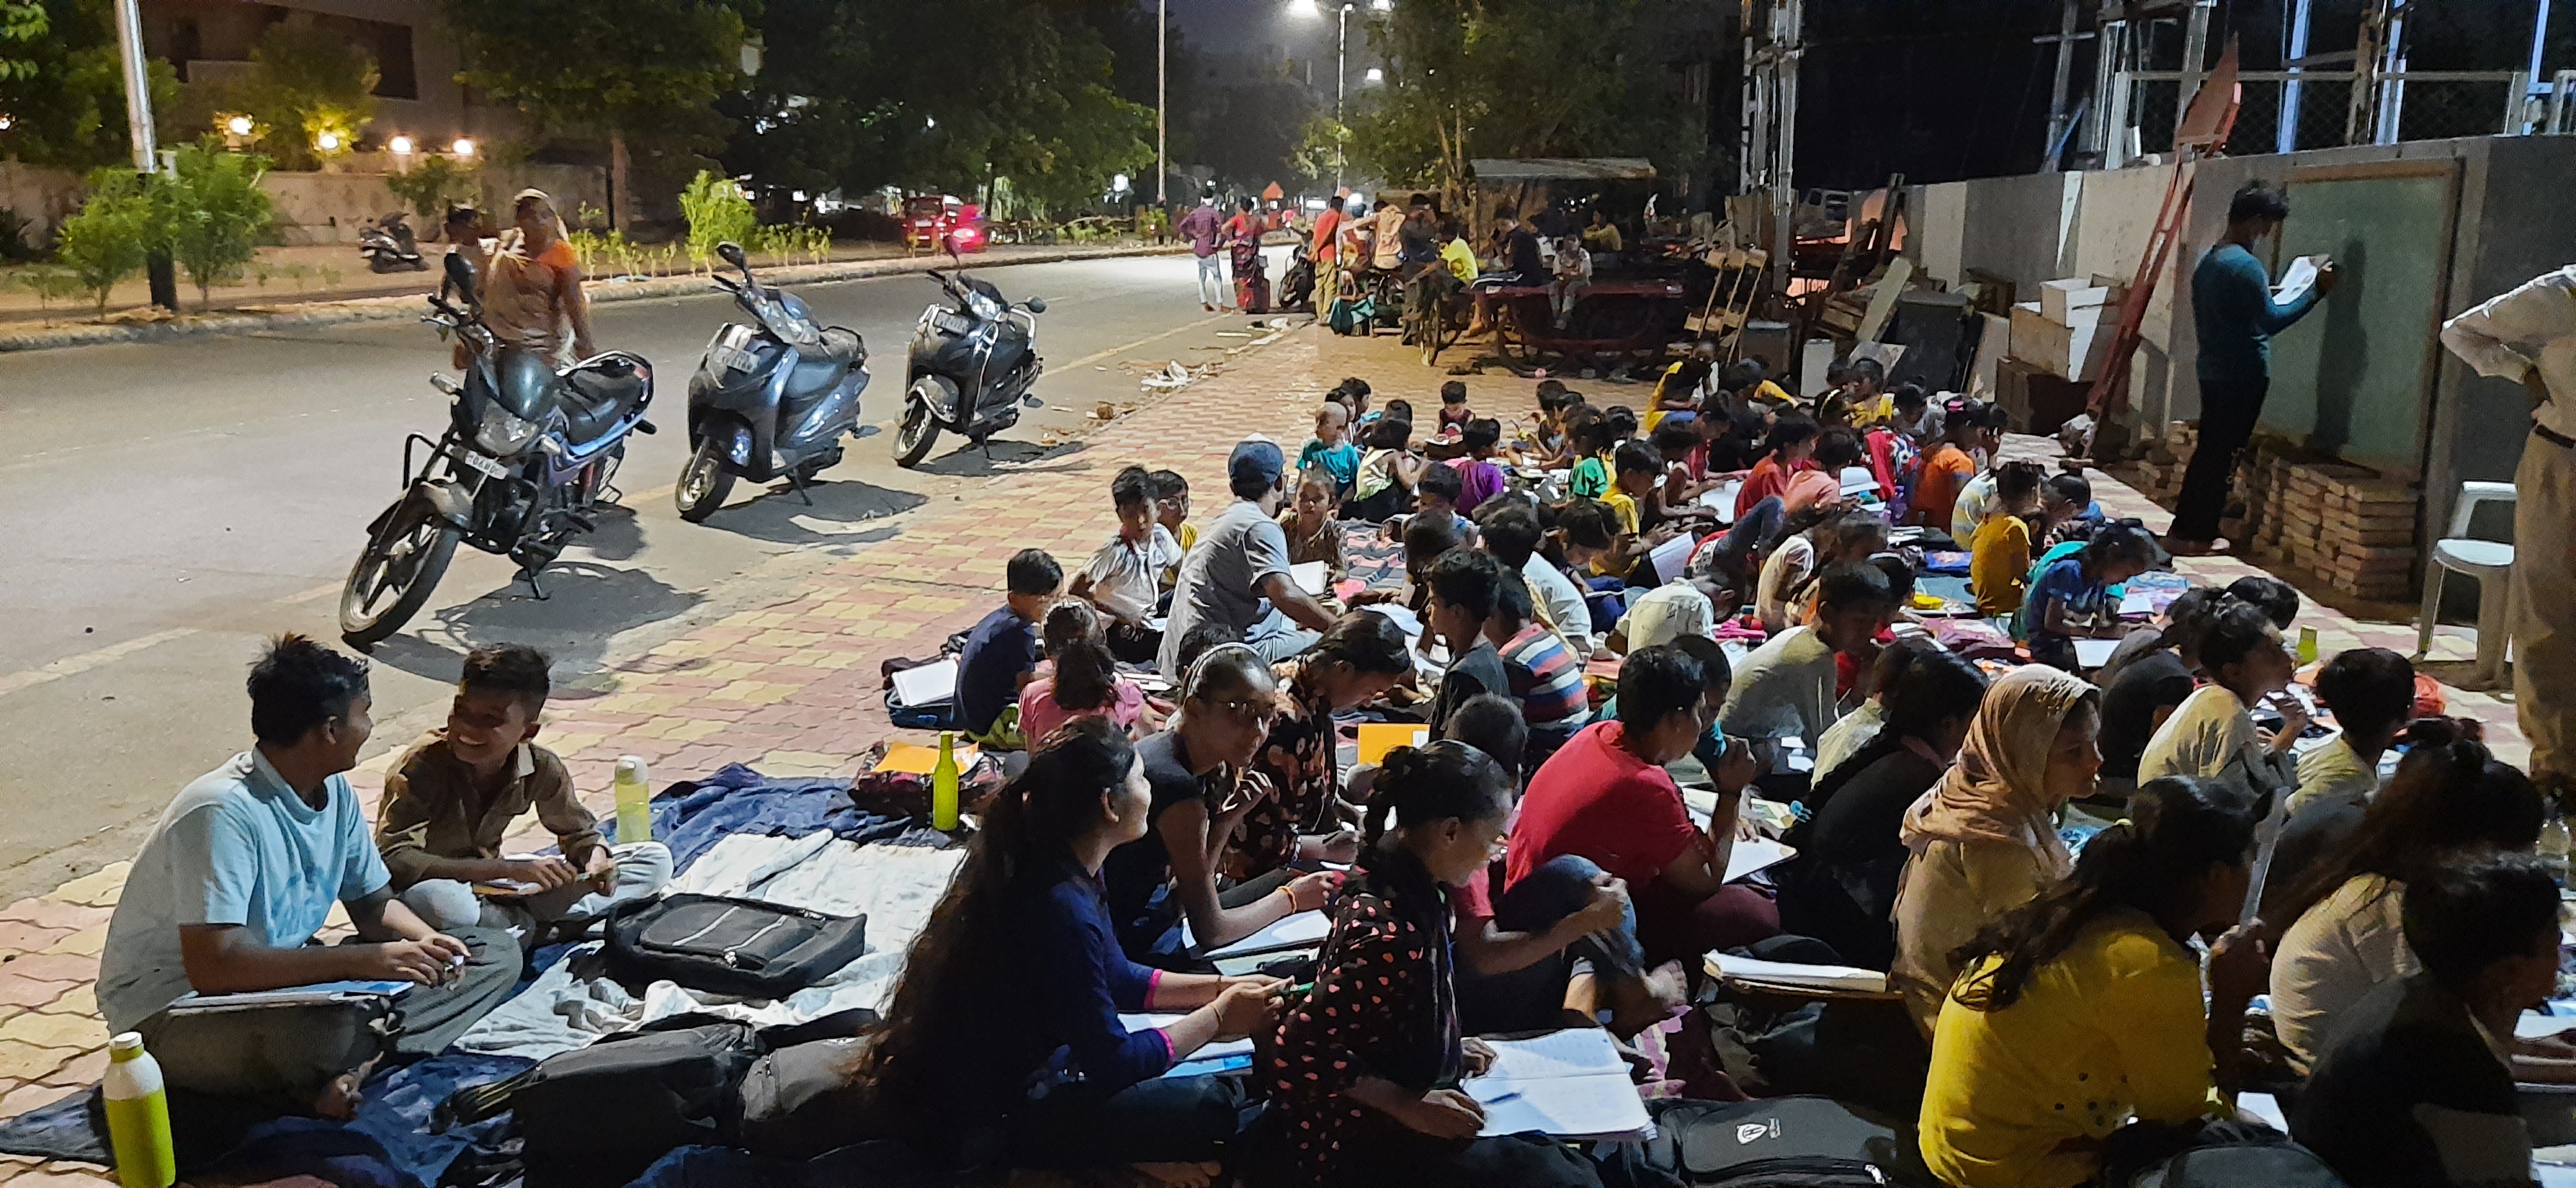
[560,358,649,445]
[810,325,862,367]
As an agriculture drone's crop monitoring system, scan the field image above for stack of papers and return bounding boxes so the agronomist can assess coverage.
[169,981,415,1011]
[1181,908,1333,959]
[889,658,958,709]
[1465,1029,1652,1140]
[1703,953,1891,997]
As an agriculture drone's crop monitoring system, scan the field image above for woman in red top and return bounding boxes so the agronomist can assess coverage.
[1734,414,1821,521]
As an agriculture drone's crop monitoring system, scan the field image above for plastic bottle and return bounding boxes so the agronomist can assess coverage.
[931,731,961,832]
[102,1033,175,1188]
[2296,626,2319,666]
[2544,808,2572,888]
[614,755,652,846]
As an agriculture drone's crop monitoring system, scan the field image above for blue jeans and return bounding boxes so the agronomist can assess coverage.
[1584,575,1630,635]
[1698,495,1785,595]
[1456,855,1647,1035]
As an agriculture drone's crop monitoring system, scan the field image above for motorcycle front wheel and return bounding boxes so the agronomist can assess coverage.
[675,437,737,522]
[339,498,459,649]
[893,387,942,468]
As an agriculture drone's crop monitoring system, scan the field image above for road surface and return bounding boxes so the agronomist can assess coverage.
[0,249,1293,901]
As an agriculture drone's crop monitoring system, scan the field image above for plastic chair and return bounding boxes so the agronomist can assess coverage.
[2415,481,2517,687]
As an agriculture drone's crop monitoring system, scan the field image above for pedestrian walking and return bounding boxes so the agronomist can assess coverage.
[2168,182,2338,555]
[2441,263,2576,796]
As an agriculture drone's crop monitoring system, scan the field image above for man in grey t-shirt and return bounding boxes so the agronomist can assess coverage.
[1158,437,1339,675]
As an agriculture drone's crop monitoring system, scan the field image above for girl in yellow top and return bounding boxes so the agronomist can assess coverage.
[1919,775,2270,1188]
[1969,462,2049,618]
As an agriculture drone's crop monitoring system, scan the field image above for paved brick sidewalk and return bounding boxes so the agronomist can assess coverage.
[0,325,2527,1183]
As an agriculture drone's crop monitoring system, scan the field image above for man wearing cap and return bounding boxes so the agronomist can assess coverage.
[1157,437,1338,676]
[2441,263,2576,795]
[482,189,598,362]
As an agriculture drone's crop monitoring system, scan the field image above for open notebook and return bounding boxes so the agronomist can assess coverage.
[1464,1028,1652,1141]
[1121,1013,1255,1078]
[1702,953,1890,997]
[1180,908,1332,959]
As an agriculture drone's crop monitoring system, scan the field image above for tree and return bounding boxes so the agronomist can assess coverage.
[52,169,151,315]
[442,0,754,227]
[226,23,379,170]
[1289,116,1351,194]
[1350,0,1704,203]
[0,0,180,171]
[384,153,482,222]
[721,0,1153,220]
[152,141,273,309]
[677,169,755,269]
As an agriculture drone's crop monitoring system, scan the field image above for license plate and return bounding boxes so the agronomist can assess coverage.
[458,450,507,479]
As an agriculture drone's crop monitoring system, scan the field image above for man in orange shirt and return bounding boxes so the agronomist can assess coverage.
[1910,401,1999,532]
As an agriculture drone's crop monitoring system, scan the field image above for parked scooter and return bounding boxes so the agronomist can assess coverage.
[359,211,426,273]
[893,269,1046,468]
[339,252,657,648]
[675,242,870,521]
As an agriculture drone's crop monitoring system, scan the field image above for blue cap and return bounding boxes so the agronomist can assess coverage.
[1228,437,1286,492]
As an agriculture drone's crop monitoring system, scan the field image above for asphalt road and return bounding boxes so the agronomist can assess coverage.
[0,248,1293,901]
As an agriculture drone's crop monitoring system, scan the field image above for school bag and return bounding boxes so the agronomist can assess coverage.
[603,892,869,999]
[1597,1097,1901,1188]
[2128,1143,2347,1188]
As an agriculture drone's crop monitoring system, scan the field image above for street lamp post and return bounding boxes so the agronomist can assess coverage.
[1295,0,1386,192]
[109,0,177,311]
[1156,0,1166,207]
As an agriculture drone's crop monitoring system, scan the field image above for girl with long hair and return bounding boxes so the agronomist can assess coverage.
[1255,742,1604,1188]
[1919,776,2269,1188]
[1777,647,1989,970]
[1238,613,1416,879]
[2262,723,2548,1073]
[1890,665,2103,1035]
[855,719,1280,1178]
[1018,600,1153,743]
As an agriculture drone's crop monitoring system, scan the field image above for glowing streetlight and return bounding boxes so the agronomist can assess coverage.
[315,130,341,151]
[1364,67,1383,83]
[226,115,254,136]
[451,137,476,157]
[388,135,414,154]
[1371,0,1391,9]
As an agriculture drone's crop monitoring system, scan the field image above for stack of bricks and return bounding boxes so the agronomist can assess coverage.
[2239,450,2300,562]
[2125,420,2198,504]
[2315,474,2421,602]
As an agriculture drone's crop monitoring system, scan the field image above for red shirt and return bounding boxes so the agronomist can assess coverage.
[1506,720,1701,890]
[1736,455,1812,519]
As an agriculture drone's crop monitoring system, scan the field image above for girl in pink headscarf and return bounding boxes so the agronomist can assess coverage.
[1890,664,2105,1035]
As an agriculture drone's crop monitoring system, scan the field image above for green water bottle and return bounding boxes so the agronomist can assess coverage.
[931,732,961,831]
[614,755,653,845]
[2297,626,2319,666]
[102,1033,174,1188]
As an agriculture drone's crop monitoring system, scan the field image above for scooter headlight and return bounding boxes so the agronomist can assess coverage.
[474,402,541,455]
[964,289,1004,322]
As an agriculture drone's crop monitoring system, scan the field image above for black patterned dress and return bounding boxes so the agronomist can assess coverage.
[1232,662,1340,881]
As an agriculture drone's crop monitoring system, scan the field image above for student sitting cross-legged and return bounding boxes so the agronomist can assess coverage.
[1249,741,1606,1188]
[98,636,520,1119]
[2294,852,2568,1188]
[1918,776,2272,1188]
[848,718,1282,1181]
[379,644,668,946]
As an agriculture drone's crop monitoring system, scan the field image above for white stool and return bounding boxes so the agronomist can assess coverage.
[2415,481,2518,688]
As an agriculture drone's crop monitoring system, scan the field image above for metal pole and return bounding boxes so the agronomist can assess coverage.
[110,0,177,311]
[1156,0,1166,206]
[2531,0,2556,122]
[1336,4,1347,125]
[2177,0,2213,131]
[2278,0,2312,152]
[2042,0,2079,166]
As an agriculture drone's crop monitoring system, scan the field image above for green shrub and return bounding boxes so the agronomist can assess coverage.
[677,171,755,273]
[152,142,274,309]
[385,154,480,222]
[53,173,153,316]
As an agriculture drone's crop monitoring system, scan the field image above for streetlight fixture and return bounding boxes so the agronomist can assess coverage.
[388,134,414,155]
[451,137,476,158]
[1364,67,1383,83]
[226,114,253,136]
[315,130,341,152]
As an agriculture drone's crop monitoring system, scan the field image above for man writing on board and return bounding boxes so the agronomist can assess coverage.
[2440,264,2576,798]
[2168,182,2340,556]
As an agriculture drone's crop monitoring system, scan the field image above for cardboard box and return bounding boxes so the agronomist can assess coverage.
[1994,356,2092,436]
[2009,301,2117,383]
[2039,277,2126,324]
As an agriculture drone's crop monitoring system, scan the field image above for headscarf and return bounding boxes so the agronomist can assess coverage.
[1898,664,2096,874]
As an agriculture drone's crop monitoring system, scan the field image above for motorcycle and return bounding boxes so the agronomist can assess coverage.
[359,211,426,273]
[893,269,1046,468]
[675,242,871,521]
[339,252,658,648]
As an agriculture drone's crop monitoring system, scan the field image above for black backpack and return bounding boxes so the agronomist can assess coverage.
[1602,1097,1902,1188]
[603,893,869,999]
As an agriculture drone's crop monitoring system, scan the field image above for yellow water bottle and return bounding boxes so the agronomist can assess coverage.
[102,1033,174,1188]
[2297,626,2319,666]
[931,732,961,831]
[614,755,652,845]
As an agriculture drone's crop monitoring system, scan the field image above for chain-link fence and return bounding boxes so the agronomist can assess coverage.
[2113,71,2526,160]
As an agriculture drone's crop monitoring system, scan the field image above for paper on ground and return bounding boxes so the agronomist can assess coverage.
[2072,637,2119,669]
[1706,953,1888,994]
[1182,908,1332,958]
[1466,1029,1651,1140]
[889,658,958,707]
[1291,560,1332,596]
[876,740,980,775]
[2119,588,2154,615]
[1649,532,1697,585]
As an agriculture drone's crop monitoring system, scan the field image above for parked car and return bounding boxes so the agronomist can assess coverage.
[902,194,987,254]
